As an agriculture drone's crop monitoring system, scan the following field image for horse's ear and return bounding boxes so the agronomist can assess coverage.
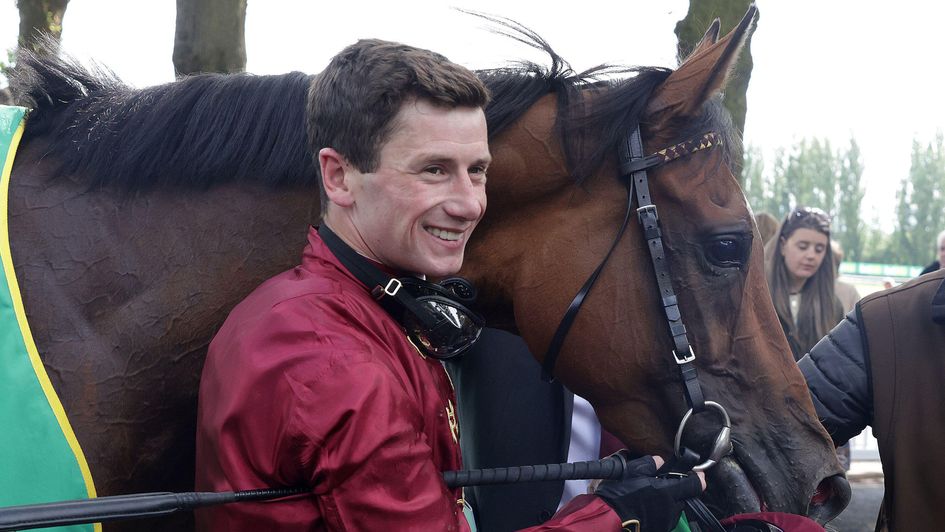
[647,4,757,120]
[691,17,721,55]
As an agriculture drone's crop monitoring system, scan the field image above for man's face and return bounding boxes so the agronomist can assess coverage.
[938,237,945,267]
[338,99,489,277]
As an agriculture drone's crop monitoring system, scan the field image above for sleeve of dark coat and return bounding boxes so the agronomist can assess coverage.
[797,309,873,446]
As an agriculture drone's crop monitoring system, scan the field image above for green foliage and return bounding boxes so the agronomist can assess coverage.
[835,139,866,262]
[744,138,848,216]
[675,0,755,183]
[860,225,897,264]
[745,133,943,267]
[768,147,792,217]
[744,135,865,264]
[893,134,945,265]
[0,49,14,89]
[742,144,765,210]
[784,138,838,213]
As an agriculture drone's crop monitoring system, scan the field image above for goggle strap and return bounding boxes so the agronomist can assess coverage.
[318,225,447,330]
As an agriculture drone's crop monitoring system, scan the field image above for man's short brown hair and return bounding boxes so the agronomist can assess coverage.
[307,39,490,208]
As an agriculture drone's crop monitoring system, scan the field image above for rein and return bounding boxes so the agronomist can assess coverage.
[541,126,732,471]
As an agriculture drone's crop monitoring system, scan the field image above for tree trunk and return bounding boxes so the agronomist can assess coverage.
[173,0,247,76]
[16,0,70,53]
[675,0,756,183]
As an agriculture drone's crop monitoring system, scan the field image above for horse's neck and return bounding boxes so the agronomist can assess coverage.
[10,155,320,364]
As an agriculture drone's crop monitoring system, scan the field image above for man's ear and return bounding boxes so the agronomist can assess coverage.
[319,147,355,207]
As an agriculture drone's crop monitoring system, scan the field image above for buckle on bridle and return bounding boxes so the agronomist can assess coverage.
[673,346,696,364]
[636,204,659,225]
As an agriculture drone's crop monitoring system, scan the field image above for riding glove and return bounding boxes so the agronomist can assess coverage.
[595,452,703,532]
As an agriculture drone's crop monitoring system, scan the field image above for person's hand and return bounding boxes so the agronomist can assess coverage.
[595,452,706,532]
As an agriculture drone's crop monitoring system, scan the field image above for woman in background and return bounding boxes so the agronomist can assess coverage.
[765,207,844,360]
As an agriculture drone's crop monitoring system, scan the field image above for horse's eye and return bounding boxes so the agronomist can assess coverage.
[704,236,748,268]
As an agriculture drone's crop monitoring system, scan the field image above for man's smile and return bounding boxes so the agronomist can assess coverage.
[425,226,465,242]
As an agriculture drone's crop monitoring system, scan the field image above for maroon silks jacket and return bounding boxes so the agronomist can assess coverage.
[195,228,619,531]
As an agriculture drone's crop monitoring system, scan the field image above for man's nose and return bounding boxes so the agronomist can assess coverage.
[444,174,486,220]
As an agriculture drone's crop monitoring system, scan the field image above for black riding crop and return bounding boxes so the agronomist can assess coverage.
[0,456,632,531]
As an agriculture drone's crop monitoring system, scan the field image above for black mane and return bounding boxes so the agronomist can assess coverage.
[10,27,733,191]
[12,53,315,189]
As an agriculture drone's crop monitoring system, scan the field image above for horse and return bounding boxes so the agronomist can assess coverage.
[5,7,850,530]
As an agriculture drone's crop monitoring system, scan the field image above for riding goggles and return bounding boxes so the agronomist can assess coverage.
[391,277,484,359]
[318,225,484,360]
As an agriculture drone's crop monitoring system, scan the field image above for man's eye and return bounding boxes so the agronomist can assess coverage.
[470,166,487,182]
[425,167,445,176]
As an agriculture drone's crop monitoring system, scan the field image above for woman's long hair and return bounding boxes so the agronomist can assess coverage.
[764,207,842,359]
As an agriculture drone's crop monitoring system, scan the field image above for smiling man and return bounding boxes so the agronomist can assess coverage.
[194,39,701,531]
[194,40,492,531]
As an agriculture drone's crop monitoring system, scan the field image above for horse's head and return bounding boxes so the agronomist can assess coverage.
[463,7,850,523]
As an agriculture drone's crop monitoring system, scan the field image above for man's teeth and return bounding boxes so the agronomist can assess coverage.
[427,227,462,241]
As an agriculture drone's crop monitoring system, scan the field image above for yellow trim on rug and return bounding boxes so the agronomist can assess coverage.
[0,119,100,527]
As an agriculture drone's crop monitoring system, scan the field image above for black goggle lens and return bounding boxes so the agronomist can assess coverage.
[404,297,483,359]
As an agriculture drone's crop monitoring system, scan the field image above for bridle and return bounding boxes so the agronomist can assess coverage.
[541,125,732,471]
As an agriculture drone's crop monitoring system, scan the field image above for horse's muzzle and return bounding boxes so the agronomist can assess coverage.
[807,473,852,525]
[705,456,852,525]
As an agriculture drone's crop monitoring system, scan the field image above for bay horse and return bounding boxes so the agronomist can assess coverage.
[5,7,850,530]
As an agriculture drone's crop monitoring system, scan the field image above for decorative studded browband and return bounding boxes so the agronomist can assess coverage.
[619,132,723,176]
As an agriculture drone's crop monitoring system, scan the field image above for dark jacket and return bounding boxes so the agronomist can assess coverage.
[799,269,945,531]
[797,310,871,445]
[919,260,940,276]
[447,329,574,531]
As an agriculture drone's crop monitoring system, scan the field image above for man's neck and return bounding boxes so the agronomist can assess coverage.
[319,218,418,279]
[321,215,375,263]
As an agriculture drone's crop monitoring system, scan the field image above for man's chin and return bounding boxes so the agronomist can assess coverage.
[418,258,464,279]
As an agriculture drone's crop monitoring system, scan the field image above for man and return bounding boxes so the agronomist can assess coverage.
[918,229,945,275]
[799,268,945,530]
[195,39,701,531]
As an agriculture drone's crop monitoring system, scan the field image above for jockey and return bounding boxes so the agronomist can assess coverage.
[193,38,703,531]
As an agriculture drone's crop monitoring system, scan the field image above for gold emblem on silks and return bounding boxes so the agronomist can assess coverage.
[446,399,459,444]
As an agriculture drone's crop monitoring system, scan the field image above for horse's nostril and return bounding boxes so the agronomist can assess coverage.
[808,474,852,525]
